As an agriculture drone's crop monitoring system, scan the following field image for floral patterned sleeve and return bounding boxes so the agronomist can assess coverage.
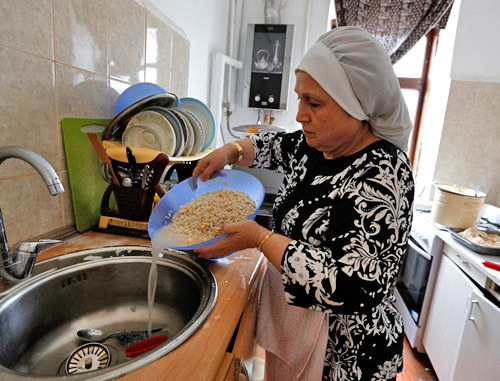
[279,148,414,315]
[248,131,302,173]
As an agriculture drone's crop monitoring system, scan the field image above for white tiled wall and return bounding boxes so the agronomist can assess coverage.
[0,0,189,245]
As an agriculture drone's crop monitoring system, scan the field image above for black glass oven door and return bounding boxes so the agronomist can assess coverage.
[396,236,432,324]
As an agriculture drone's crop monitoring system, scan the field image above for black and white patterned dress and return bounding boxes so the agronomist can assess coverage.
[249,130,414,381]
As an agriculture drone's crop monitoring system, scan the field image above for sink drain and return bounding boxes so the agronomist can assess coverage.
[65,343,111,374]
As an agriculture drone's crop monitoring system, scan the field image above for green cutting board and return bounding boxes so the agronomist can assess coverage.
[62,117,111,232]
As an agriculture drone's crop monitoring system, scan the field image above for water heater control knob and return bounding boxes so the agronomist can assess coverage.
[268,95,275,104]
[254,94,261,102]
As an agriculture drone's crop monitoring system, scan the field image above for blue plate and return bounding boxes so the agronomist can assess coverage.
[148,169,265,257]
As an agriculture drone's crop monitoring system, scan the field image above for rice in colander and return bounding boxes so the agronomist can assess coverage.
[167,189,256,244]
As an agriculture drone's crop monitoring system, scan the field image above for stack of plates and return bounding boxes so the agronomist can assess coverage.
[121,97,215,158]
[179,97,215,152]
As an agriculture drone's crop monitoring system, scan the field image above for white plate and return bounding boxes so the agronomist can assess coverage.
[170,109,194,156]
[145,106,185,157]
[173,107,204,155]
[122,124,162,151]
[125,110,177,156]
[180,97,215,151]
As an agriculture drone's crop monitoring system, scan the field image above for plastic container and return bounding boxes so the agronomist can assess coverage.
[431,182,487,229]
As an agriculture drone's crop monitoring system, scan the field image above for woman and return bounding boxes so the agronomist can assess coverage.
[193,26,414,380]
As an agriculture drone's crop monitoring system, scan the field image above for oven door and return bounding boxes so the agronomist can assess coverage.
[396,236,432,324]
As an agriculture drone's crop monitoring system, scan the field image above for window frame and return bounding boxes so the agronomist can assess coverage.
[397,29,440,167]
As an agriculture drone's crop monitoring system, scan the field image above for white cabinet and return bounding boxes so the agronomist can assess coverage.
[454,289,500,381]
[423,255,473,381]
[423,253,500,381]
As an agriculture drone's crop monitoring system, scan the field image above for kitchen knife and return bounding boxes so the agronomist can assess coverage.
[126,147,138,186]
[141,165,150,189]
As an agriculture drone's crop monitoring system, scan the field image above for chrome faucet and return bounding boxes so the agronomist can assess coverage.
[0,146,66,283]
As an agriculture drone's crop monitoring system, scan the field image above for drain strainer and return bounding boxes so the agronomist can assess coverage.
[65,343,111,374]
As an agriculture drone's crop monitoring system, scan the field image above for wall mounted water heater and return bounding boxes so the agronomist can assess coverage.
[243,24,294,110]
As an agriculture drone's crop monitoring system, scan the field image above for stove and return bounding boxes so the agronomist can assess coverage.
[394,210,444,353]
[411,211,439,254]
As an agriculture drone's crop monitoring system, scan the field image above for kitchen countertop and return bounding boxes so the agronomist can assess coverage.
[414,211,500,286]
[435,228,500,286]
[418,213,500,302]
[37,230,266,380]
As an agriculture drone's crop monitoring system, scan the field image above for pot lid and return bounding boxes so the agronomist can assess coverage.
[433,181,487,198]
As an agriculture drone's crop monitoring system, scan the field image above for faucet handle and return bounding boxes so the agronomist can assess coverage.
[17,239,66,255]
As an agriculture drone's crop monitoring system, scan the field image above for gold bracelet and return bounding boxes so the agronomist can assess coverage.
[229,141,244,164]
[257,231,275,251]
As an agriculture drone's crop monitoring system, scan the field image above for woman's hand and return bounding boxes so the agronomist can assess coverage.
[192,145,236,182]
[194,220,267,259]
[192,138,254,182]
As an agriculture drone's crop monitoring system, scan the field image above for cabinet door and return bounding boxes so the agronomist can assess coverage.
[453,289,500,381]
[422,255,474,381]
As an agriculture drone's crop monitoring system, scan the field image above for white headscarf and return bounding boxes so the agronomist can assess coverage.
[296,26,412,152]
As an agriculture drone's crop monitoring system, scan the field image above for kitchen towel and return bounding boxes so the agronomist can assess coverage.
[255,263,328,381]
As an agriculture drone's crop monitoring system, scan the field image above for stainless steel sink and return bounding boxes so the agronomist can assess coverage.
[0,246,217,380]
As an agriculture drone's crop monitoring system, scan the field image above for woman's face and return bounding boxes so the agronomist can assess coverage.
[295,70,365,159]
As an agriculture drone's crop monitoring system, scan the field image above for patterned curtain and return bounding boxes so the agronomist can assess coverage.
[334,0,455,63]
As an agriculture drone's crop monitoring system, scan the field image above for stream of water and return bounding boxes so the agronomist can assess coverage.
[147,230,189,337]
[147,238,161,337]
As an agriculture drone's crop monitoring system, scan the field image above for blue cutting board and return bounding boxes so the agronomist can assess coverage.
[61,117,111,232]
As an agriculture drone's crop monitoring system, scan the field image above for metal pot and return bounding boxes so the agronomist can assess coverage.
[431,182,487,229]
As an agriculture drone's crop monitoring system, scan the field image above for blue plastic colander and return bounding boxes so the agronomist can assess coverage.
[148,169,265,256]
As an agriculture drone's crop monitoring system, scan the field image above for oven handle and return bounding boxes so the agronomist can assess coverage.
[409,238,432,261]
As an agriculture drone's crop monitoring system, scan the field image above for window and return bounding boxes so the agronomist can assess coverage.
[394,29,440,167]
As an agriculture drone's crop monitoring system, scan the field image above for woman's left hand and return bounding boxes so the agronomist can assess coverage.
[194,220,267,259]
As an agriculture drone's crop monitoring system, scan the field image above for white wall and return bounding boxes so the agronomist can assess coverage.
[149,0,331,147]
[228,0,331,142]
[147,0,231,102]
[411,0,500,204]
[450,0,500,82]
[431,0,500,205]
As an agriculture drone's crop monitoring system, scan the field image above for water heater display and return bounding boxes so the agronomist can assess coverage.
[243,24,294,110]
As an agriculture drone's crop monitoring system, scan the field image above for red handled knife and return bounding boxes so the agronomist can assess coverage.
[483,261,500,271]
